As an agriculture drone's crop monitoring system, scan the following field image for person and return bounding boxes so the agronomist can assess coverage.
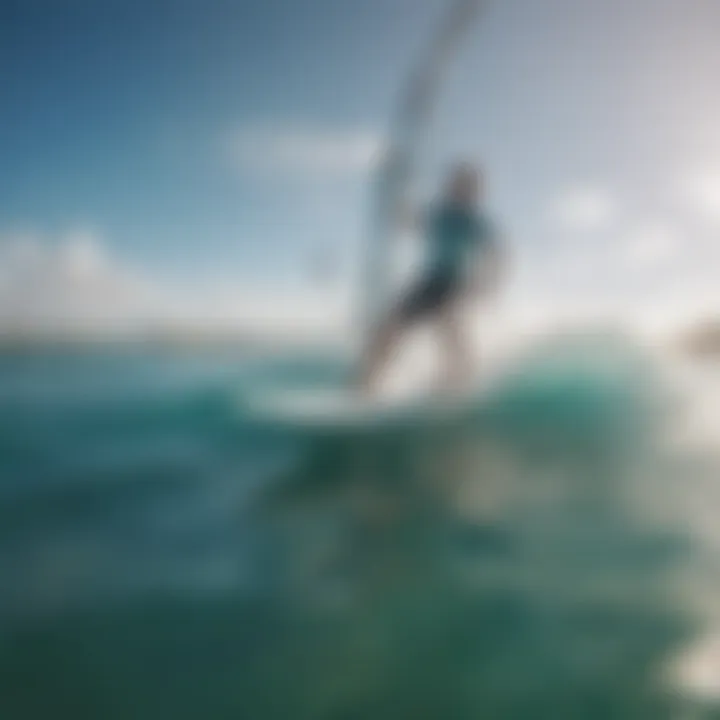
[357,162,505,396]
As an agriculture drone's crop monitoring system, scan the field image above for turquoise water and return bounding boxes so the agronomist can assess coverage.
[0,338,707,719]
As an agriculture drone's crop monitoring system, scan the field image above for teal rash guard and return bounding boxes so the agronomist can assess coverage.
[423,203,497,285]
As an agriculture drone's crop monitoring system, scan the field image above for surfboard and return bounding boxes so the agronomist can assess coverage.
[245,382,490,430]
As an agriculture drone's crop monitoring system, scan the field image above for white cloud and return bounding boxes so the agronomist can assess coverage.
[680,169,720,224]
[0,228,353,341]
[60,229,108,282]
[619,220,680,272]
[548,185,617,232]
[0,229,157,335]
[227,126,383,178]
[489,210,720,343]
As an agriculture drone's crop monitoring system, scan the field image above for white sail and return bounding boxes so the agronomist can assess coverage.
[361,0,485,344]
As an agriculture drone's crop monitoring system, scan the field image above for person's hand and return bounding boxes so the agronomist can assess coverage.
[393,199,422,234]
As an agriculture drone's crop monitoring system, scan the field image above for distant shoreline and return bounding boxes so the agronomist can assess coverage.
[2,317,719,361]
[0,327,348,357]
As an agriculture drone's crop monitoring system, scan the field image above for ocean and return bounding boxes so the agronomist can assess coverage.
[0,334,718,719]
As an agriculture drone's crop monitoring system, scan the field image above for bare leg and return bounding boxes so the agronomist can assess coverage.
[356,315,406,396]
[435,304,474,394]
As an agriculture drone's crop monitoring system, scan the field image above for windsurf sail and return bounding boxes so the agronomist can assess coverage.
[361,0,485,345]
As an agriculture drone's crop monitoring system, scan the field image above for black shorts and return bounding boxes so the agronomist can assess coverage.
[396,273,460,324]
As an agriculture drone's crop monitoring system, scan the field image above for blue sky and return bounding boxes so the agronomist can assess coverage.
[2,0,720,335]
[1,0,436,279]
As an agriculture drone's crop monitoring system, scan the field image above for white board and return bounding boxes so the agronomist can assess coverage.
[245,383,489,429]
